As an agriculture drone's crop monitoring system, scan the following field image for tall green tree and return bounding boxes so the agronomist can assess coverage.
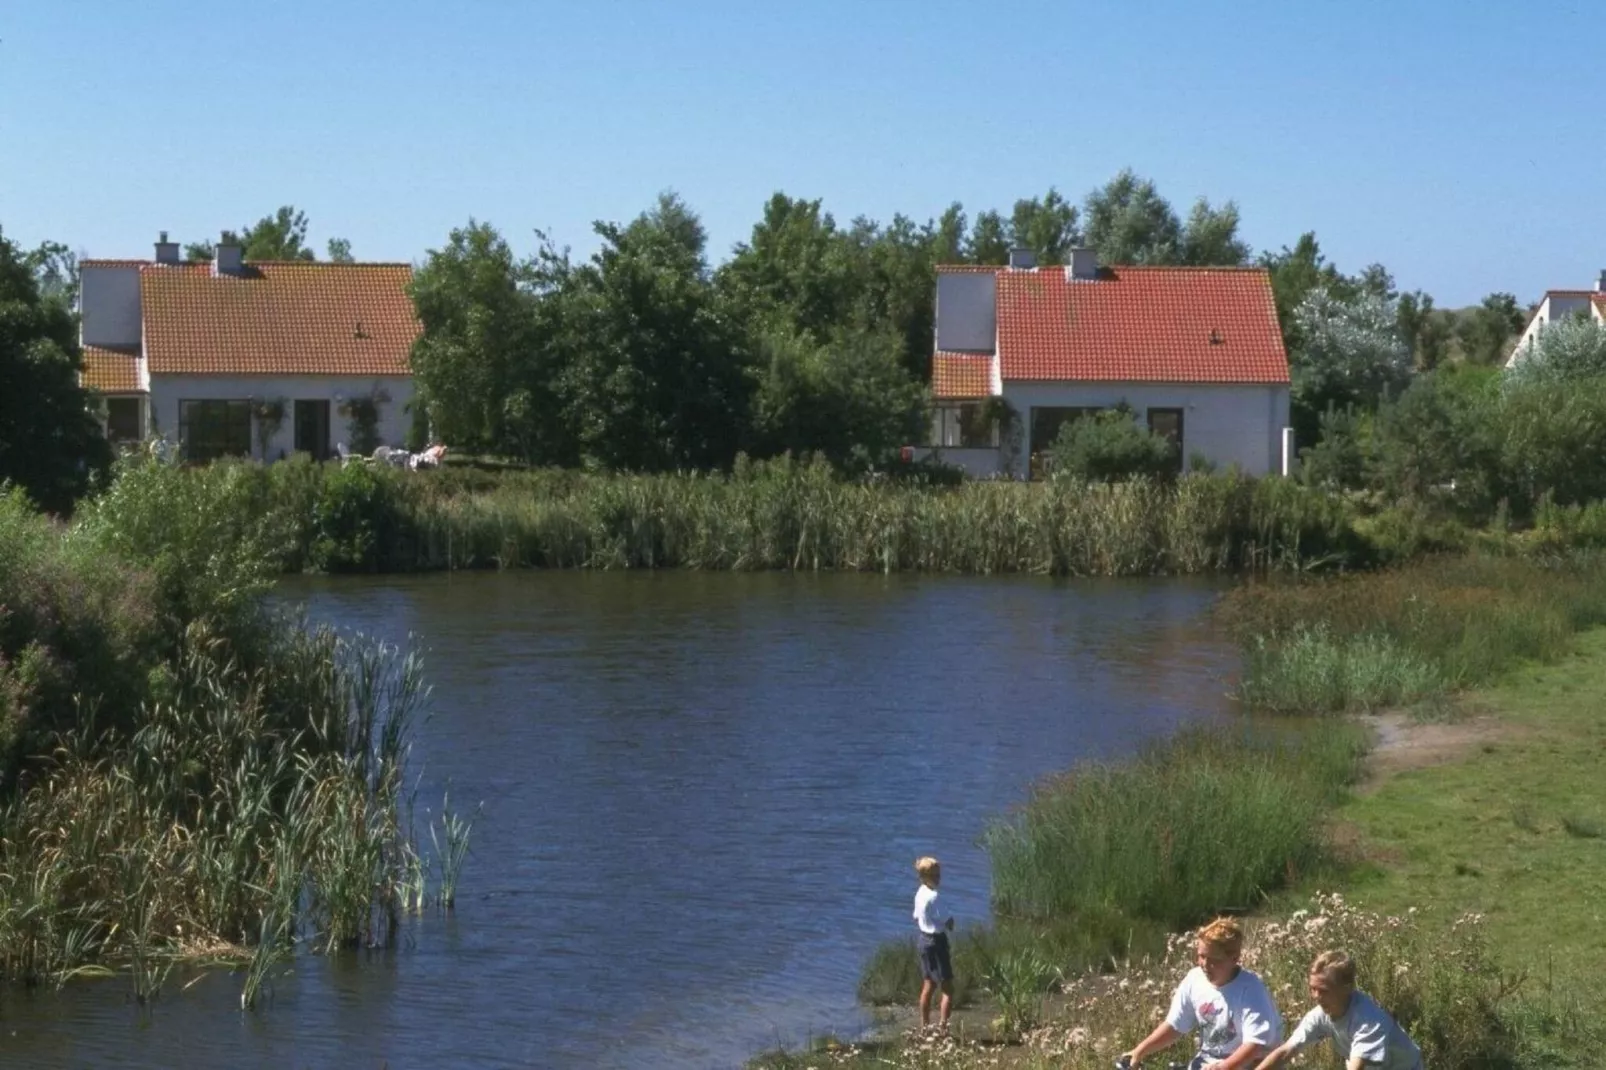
[748,326,928,467]
[1396,291,1453,371]
[967,210,1011,265]
[1179,198,1250,266]
[1257,233,1351,349]
[408,221,569,461]
[557,193,750,470]
[716,194,861,343]
[23,241,81,307]
[0,228,111,512]
[1081,170,1183,265]
[1009,188,1080,265]
[1458,292,1525,366]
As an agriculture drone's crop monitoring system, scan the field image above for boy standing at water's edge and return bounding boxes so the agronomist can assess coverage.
[912,856,955,1032]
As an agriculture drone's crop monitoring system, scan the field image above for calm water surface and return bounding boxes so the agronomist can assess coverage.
[0,572,1238,1069]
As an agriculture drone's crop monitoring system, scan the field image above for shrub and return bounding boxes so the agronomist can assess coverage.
[1046,410,1179,483]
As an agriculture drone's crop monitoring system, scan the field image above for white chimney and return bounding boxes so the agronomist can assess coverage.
[1008,247,1037,270]
[213,233,244,276]
[154,231,180,265]
[1065,247,1099,281]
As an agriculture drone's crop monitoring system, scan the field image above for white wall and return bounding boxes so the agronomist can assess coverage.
[1001,381,1290,477]
[79,265,142,347]
[935,273,996,352]
[149,375,415,460]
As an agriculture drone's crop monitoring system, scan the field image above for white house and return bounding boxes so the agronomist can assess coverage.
[918,248,1292,478]
[1504,271,1606,367]
[78,233,420,462]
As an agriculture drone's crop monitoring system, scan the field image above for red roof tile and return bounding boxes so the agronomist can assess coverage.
[986,266,1289,384]
[80,344,144,393]
[932,353,994,398]
[141,262,419,376]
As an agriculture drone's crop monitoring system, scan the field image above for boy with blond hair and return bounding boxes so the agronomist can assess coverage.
[912,856,955,1032]
[1252,950,1422,1070]
[1121,916,1282,1069]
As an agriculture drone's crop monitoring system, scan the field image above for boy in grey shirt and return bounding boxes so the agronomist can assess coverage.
[1253,950,1423,1070]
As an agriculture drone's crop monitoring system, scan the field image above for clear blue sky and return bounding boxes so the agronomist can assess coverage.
[3,1,1601,306]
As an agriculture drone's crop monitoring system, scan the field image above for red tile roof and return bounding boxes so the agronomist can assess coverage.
[140,262,420,376]
[932,352,994,398]
[80,344,144,393]
[992,266,1289,384]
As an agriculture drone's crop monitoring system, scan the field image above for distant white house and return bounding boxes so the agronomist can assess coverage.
[916,248,1293,478]
[1504,271,1606,367]
[78,233,419,462]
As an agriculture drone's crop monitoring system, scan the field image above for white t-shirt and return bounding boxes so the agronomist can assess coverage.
[1288,991,1422,1070]
[1165,966,1283,1061]
[912,884,950,935]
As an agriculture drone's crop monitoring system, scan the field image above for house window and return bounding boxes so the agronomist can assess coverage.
[179,400,252,463]
[1146,408,1185,472]
[105,397,142,443]
[931,403,999,448]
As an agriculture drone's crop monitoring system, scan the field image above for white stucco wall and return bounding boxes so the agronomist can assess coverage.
[935,273,997,352]
[79,265,142,347]
[1000,381,1291,477]
[149,375,415,460]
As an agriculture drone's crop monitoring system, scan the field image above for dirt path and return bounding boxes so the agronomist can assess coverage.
[1357,706,1509,792]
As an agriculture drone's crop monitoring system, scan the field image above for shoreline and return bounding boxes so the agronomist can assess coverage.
[752,628,1606,1068]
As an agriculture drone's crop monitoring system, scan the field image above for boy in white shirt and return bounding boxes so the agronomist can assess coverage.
[912,856,955,1032]
[1253,950,1423,1070]
[1121,916,1282,1070]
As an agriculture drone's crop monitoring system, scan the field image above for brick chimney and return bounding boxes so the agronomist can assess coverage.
[154,231,180,265]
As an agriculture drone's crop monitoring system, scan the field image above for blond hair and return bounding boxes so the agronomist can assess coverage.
[1310,950,1357,988]
[1196,916,1244,958]
[914,856,941,883]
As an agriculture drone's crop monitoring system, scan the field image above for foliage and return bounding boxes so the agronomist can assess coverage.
[747,327,928,468]
[1505,314,1606,386]
[985,721,1364,930]
[1223,554,1606,713]
[557,194,752,471]
[1458,292,1526,367]
[1297,405,1373,492]
[1045,409,1178,483]
[182,205,349,262]
[1290,288,1413,447]
[0,227,112,513]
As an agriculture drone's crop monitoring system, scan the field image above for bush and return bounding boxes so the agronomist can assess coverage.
[1046,410,1179,483]
[309,461,408,572]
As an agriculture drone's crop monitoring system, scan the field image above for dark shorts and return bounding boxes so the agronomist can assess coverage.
[917,931,953,983]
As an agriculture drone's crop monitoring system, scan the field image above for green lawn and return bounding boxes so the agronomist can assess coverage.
[1336,630,1606,1058]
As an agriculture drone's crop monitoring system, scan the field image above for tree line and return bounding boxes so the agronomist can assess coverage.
[0,170,1576,514]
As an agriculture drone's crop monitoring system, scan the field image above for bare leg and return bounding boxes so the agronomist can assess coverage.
[938,980,953,1031]
[918,978,934,1027]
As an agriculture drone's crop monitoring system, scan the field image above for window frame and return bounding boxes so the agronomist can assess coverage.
[178,399,253,463]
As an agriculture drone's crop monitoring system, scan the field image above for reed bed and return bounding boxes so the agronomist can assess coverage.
[0,481,474,1004]
[1225,553,1606,713]
[91,453,1376,577]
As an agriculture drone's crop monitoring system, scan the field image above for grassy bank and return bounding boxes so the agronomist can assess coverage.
[0,486,469,1005]
[1225,553,1606,713]
[807,553,1606,1068]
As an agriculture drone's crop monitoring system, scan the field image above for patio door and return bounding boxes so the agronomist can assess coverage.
[294,400,331,460]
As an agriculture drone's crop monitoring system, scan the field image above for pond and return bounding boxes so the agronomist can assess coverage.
[0,572,1239,1069]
